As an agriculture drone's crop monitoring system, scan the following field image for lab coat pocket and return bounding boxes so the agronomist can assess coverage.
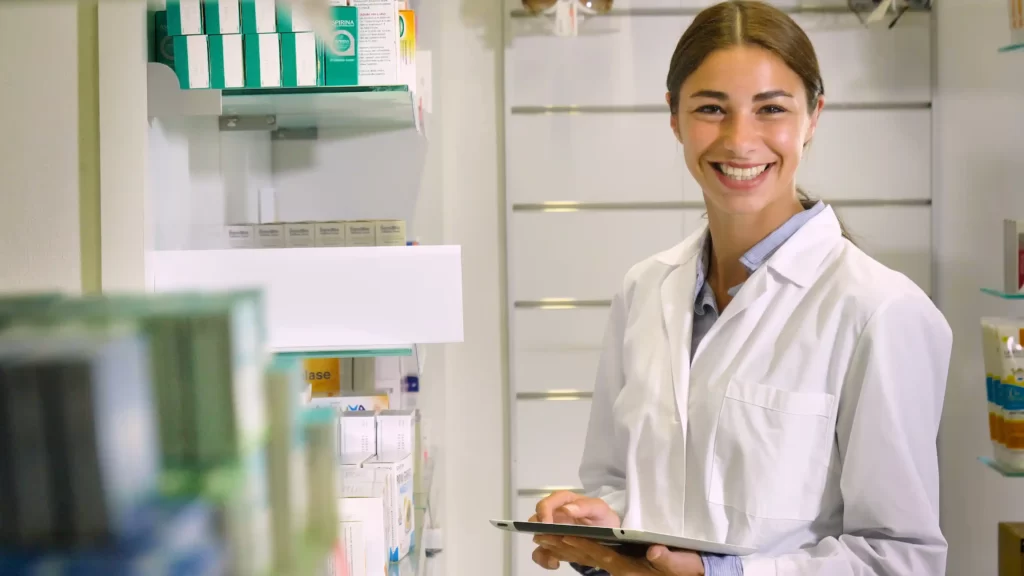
[708,379,835,521]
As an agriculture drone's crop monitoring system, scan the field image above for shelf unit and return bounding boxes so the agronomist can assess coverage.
[144,19,451,572]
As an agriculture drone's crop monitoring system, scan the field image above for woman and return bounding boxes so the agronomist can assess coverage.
[529,2,951,575]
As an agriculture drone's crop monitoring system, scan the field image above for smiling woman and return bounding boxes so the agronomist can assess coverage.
[528,2,951,576]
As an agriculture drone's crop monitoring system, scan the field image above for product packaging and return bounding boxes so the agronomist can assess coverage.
[256,223,285,248]
[154,12,176,67]
[277,1,314,32]
[241,0,277,33]
[304,357,342,396]
[167,0,204,35]
[345,221,376,247]
[285,222,315,247]
[226,224,255,248]
[315,221,346,247]
[173,35,211,89]
[376,410,415,456]
[340,412,377,458]
[209,34,245,89]
[375,219,406,246]
[244,33,283,88]
[324,6,359,86]
[204,0,241,34]
[310,392,390,413]
[347,0,400,85]
[364,452,415,561]
[985,317,1024,471]
[983,318,1005,455]
[281,32,323,87]
[398,9,416,88]
[338,496,386,576]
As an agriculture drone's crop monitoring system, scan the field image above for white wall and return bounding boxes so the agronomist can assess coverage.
[934,1,1024,574]
[0,2,83,294]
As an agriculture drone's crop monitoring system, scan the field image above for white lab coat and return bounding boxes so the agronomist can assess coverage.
[579,206,951,576]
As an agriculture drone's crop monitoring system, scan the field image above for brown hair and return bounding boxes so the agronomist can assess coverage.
[667,0,853,241]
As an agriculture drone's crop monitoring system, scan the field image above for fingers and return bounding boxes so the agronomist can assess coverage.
[646,546,705,575]
[535,491,582,523]
[554,498,611,526]
[563,537,629,573]
[532,546,561,571]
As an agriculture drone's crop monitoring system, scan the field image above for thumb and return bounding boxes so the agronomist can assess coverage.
[647,546,698,574]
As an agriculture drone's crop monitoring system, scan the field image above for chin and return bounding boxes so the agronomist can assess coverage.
[704,185,774,215]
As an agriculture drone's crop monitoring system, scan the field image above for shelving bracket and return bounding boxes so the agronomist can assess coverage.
[219,115,278,132]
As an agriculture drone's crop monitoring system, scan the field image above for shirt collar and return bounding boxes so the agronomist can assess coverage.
[693,201,826,304]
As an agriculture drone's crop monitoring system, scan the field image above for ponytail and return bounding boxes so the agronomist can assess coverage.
[797,187,855,243]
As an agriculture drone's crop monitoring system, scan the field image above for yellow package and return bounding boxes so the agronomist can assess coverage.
[304,358,341,396]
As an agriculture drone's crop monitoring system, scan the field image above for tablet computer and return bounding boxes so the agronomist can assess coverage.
[490,520,756,558]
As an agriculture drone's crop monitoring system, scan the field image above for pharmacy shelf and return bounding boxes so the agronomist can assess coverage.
[147,246,464,351]
[273,344,414,359]
[979,456,1024,477]
[147,62,420,132]
[981,288,1024,299]
[999,43,1024,53]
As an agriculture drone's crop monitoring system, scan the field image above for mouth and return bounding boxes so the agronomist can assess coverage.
[709,162,774,190]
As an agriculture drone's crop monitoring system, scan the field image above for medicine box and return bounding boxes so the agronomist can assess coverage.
[375,219,406,246]
[203,0,241,34]
[364,452,414,561]
[154,12,175,67]
[226,224,255,248]
[285,222,315,247]
[167,0,204,36]
[277,1,314,32]
[314,222,345,247]
[376,410,415,456]
[309,393,390,414]
[339,412,377,458]
[398,9,416,88]
[348,0,399,85]
[303,357,341,396]
[256,223,285,248]
[173,35,211,89]
[281,32,322,88]
[324,6,358,86]
[241,0,276,33]
[244,34,282,88]
[345,221,376,247]
[338,496,386,576]
[209,34,245,89]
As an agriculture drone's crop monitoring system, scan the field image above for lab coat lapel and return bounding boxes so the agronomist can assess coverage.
[660,261,696,408]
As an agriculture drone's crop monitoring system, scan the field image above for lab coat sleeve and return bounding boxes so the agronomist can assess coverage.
[742,293,951,576]
[578,288,629,518]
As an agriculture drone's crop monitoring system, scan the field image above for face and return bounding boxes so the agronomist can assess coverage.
[668,45,824,215]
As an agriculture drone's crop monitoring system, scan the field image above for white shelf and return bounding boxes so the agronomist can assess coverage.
[147,246,463,350]
[147,62,421,133]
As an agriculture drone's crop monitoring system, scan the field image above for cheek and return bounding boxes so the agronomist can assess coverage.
[680,121,717,161]
[763,122,808,164]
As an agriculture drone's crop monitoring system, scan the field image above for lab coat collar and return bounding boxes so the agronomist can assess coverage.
[763,205,843,288]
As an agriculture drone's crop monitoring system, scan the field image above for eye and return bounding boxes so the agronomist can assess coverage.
[694,104,724,115]
[759,104,787,114]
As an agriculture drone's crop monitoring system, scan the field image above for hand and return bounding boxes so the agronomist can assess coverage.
[530,491,621,570]
[536,537,705,576]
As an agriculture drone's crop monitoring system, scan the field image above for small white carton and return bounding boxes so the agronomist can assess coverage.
[364,452,414,561]
[339,412,376,458]
[315,222,346,247]
[376,410,414,457]
[226,224,255,248]
[285,222,315,248]
[256,223,285,248]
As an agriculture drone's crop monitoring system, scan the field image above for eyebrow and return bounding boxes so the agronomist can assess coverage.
[689,89,795,101]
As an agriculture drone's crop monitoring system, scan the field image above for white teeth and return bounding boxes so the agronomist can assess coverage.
[718,163,768,181]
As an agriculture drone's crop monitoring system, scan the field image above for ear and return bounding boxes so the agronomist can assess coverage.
[666,91,682,143]
[804,95,825,146]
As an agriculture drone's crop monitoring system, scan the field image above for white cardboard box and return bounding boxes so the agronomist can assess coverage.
[285,222,315,248]
[256,224,285,248]
[345,221,376,247]
[315,222,346,247]
[376,410,414,457]
[338,497,386,576]
[364,452,414,561]
[226,224,255,248]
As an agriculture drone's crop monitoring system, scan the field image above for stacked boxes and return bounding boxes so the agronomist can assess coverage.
[157,0,416,90]
[225,219,407,248]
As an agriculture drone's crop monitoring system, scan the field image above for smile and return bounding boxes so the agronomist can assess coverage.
[711,163,773,181]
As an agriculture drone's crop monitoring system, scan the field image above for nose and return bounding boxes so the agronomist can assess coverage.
[721,113,758,157]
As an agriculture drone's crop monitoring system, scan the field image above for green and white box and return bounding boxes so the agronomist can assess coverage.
[244,34,282,88]
[167,0,204,36]
[277,2,313,32]
[203,0,241,34]
[209,34,245,89]
[282,32,321,87]
[242,0,277,33]
[324,6,358,86]
[173,35,211,89]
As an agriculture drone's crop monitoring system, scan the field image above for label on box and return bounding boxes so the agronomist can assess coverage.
[242,0,277,33]
[244,33,282,88]
[349,0,399,85]
[285,222,315,247]
[205,0,241,34]
[168,0,204,35]
[375,220,406,246]
[364,453,414,561]
[256,224,285,248]
[226,225,255,248]
[173,35,211,89]
[315,222,346,247]
[210,34,245,89]
[340,413,377,457]
[304,358,341,396]
[282,32,320,88]
[325,6,359,86]
[346,221,376,247]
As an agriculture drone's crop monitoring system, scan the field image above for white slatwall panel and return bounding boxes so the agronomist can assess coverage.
[513,307,609,393]
[510,210,701,301]
[837,206,932,294]
[508,13,931,107]
[516,399,593,488]
[511,109,931,204]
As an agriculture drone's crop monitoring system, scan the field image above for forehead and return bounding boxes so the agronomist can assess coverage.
[681,45,807,99]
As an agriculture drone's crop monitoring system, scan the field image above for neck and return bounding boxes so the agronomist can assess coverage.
[706,193,804,291]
